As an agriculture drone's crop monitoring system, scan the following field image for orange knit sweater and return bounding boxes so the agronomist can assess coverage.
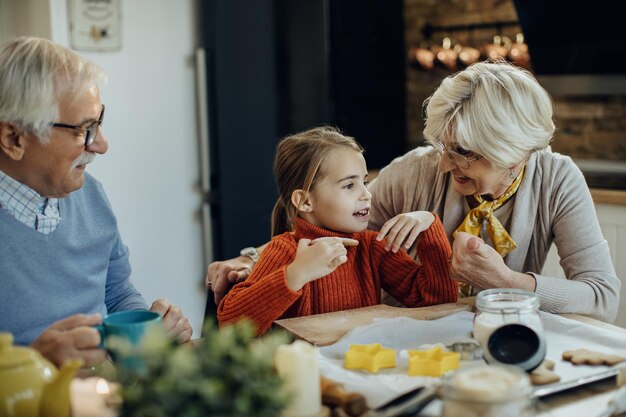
[218,214,457,335]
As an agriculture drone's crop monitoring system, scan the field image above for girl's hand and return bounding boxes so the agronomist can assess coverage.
[376,211,435,253]
[286,237,358,291]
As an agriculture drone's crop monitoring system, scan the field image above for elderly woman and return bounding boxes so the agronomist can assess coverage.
[371,61,619,322]
[207,61,620,322]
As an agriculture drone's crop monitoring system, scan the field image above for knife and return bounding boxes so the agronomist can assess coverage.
[366,384,439,417]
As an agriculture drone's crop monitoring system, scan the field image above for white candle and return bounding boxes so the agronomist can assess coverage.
[71,377,117,417]
[274,340,321,417]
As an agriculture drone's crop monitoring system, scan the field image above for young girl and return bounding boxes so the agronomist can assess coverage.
[218,127,457,334]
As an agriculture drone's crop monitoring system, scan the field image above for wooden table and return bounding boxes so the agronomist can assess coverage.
[274,300,626,416]
[274,299,475,346]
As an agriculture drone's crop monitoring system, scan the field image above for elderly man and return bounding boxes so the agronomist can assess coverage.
[0,37,192,367]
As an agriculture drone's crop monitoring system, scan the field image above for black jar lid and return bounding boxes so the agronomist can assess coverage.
[484,324,546,372]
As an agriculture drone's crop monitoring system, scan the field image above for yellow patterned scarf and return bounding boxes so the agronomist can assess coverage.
[454,166,525,296]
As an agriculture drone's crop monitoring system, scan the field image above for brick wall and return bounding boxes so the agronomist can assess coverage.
[552,97,626,161]
[404,0,626,161]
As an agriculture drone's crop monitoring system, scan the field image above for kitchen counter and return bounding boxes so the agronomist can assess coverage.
[590,188,626,205]
[578,159,626,202]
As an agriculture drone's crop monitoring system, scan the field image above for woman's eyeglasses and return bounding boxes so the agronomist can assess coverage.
[51,104,105,147]
[433,141,482,169]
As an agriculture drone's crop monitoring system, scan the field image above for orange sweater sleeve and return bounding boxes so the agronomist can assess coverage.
[217,236,303,335]
[374,213,457,306]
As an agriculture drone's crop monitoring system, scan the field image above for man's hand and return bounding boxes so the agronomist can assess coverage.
[205,256,253,305]
[150,299,193,343]
[31,314,106,368]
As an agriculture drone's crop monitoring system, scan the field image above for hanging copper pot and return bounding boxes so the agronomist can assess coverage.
[483,35,511,61]
[457,45,481,67]
[508,33,531,69]
[408,46,435,71]
[433,37,457,71]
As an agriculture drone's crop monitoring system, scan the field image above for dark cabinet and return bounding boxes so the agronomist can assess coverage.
[200,0,406,316]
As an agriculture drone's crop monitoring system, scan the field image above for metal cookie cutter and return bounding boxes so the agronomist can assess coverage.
[446,341,483,361]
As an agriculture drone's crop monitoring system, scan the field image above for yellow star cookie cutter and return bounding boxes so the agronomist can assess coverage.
[345,343,396,373]
[407,347,460,377]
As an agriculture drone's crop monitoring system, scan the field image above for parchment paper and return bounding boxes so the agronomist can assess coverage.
[317,311,626,410]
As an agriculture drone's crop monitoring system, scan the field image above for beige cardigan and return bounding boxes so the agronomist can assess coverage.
[369,147,620,322]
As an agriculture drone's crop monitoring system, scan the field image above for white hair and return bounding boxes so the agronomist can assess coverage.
[0,37,106,142]
[423,60,555,168]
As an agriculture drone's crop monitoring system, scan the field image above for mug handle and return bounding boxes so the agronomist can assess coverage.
[95,324,107,349]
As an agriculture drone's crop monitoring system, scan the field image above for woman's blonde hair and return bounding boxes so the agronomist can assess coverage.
[423,60,555,168]
[271,126,363,236]
[0,37,106,141]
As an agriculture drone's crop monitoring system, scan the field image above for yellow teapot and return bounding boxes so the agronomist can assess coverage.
[0,332,82,417]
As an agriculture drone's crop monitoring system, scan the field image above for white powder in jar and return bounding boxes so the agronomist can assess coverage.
[448,366,524,401]
[473,292,544,350]
[441,365,533,417]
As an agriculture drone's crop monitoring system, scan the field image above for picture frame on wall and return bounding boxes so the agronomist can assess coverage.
[68,0,122,51]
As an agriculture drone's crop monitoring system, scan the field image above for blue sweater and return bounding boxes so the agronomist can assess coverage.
[0,173,148,345]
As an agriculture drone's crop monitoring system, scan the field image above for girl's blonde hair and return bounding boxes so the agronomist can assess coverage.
[423,60,555,168]
[271,126,363,236]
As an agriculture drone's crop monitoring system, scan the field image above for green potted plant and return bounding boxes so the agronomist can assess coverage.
[101,320,291,417]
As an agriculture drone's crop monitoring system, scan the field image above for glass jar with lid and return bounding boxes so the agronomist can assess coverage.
[473,288,545,370]
[441,364,535,417]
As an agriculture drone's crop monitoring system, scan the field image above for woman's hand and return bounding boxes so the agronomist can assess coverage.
[376,211,435,253]
[450,232,536,291]
[286,237,358,291]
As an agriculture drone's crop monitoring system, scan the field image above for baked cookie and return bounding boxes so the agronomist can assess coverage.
[530,359,561,385]
[562,349,626,366]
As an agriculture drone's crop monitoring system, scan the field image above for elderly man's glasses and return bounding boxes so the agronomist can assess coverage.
[433,141,482,169]
[51,105,105,147]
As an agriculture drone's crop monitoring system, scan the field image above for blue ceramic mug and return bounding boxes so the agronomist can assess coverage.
[96,310,162,372]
